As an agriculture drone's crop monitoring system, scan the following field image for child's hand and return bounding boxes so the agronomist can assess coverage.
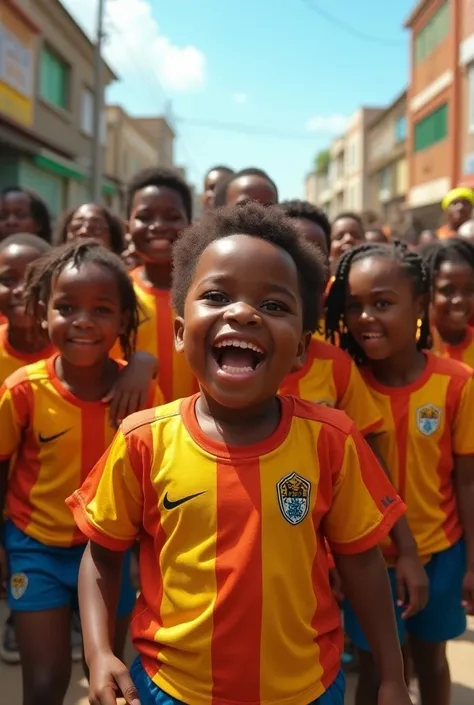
[462,568,474,615]
[395,552,429,619]
[89,651,140,705]
[378,680,412,705]
[0,545,8,598]
[104,352,158,428]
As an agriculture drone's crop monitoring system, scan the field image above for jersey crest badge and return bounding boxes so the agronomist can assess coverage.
[416,404,442,436]
[10,572,28,600]
[277,472,311,525]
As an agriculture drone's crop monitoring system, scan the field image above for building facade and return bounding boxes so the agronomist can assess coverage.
[366,92,408,231]
[105,107,175,213]
[459,0,474,186]
[0,0,117,220]
[405,0,459,228]
[306,107,383,220]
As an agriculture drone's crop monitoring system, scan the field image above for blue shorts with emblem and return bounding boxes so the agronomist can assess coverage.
[343,539,466,648]
[5,520,136,617]
[130,657,345,705]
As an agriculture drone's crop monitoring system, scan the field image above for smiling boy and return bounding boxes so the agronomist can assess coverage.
[68,203,412,705]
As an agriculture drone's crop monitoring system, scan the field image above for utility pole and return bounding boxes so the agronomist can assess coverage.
[91,0,105,202]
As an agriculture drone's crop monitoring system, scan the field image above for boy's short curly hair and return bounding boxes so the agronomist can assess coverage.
[172,202,326,332]
[127,167,192,222]
[213,168,278,207]
[279,199,331,251]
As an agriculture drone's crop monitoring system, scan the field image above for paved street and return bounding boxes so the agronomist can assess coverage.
[1,600,473,704]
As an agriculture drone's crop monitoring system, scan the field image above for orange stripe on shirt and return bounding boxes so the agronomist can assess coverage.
[211,459,262,703]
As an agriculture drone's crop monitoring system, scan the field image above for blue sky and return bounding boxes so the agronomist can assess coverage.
[63,0,415,199]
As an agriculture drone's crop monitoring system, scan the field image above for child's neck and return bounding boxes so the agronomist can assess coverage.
[7,325,51,355]
[55,355,117,402]
[196,393,281,446]
[437,326,468,347]
[369,347,427,388]
[140,261,172,290]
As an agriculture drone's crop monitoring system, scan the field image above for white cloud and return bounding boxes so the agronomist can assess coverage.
[305,114,348,134]
[61,0,206,92]
[232,92,248,105]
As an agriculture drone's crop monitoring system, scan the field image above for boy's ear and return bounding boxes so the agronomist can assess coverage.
[290,331,311,373]
[174,316,185,353]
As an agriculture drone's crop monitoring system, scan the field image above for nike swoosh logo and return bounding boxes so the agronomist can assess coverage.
[163,491,206,510]
[39,429,70,443]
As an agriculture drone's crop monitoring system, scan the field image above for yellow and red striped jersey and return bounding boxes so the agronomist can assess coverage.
[360,353,474,560]
[280,338,383,435]
[68,394,404,705]
[0,354,163,547]
[431,326,474,370]
[129,268,198,402]
[0,323,55,384]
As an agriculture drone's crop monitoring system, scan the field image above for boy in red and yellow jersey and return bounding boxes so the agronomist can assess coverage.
[69,204,412,705]
[125,167,199,402]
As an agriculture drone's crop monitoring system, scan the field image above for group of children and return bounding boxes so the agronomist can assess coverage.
[0,169,473,705]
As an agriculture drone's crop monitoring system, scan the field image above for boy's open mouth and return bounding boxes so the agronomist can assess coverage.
[212,338,266,374]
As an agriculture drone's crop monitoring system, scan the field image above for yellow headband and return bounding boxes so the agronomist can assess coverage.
[441,187,474,211]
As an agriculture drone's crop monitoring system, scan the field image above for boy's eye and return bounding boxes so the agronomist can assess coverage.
[202,291,228,304]
[56,304,73,314]
[261,300,288,313]
[95,306,113,314]
[375,300,391,310]
[0,275,14,287]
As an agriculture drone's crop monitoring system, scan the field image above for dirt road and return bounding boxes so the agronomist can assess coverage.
[1,601,473,704]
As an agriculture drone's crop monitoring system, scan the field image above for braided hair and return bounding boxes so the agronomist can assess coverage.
[24,239,139,361]
[325,241,431,366]
[422,238,474,292]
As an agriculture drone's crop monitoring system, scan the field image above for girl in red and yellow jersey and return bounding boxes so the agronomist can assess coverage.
[423,238,474,369]
[326,240,474,705]
[0,241,163,705]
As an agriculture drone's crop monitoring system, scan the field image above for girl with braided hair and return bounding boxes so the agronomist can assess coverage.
[326,241,474,705]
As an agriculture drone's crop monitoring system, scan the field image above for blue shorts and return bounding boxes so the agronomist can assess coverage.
[5,520,136,617]
[130,657,345,705]
[344,539,466,648]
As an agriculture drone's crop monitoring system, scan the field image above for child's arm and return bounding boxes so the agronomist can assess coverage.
[454,454,474,614]
[0,459,9,595]
[335,548,409,703]
[366,434,429,618]
[67,420,147,705]
[103,352,160,427]
[324,423,411,704]
[79,542,140,705]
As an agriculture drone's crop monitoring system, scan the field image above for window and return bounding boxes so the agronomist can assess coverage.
[40,46,69,110]
[395,116,407,143]
[414,104,448,152]
[414,2,449,64]
[81,88,93,135]
[469,65,474,133]
[380,167,390,190]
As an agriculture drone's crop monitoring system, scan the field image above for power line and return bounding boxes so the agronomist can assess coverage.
[301,0,405,47]
[104,14,202,180]
[175,116,317,141]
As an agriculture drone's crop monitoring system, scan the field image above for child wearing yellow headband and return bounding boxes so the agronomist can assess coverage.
[438,187,474,239]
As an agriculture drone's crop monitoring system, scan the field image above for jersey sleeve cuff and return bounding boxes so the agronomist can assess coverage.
[329,499,406,555]
[66,492,135,552]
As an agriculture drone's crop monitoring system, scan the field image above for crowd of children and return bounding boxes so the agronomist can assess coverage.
[0,171,473,705]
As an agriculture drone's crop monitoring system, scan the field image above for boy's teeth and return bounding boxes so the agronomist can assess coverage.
[221,365,253,374]
[215,339,264,354]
